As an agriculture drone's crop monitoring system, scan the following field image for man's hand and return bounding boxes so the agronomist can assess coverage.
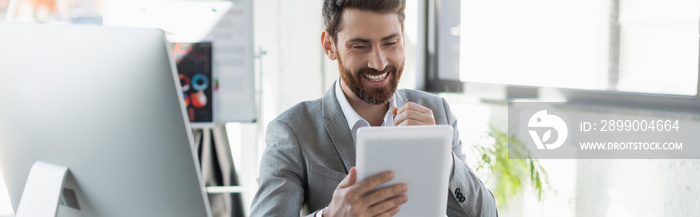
[325,167,408,217]
[392,102,436,126]
[392,102,454,176]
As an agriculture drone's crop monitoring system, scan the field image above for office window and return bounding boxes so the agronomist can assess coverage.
[438,0,699,96]
[616,0,699,95]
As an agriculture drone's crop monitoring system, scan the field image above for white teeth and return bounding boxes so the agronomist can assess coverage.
[363,72,388,82]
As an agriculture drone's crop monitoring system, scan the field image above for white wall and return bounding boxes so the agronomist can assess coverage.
[254,0,325,118]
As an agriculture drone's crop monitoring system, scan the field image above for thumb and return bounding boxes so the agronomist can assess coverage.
[338,167,357,188]
[391,107,398,117]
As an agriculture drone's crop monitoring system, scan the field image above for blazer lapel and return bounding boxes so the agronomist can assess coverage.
[395,89,409,108]
[321,87,411,173]
[322,83,355,173]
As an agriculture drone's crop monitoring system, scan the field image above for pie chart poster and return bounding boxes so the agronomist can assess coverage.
[172,42,214,126]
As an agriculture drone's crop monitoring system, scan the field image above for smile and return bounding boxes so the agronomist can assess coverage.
[362,72,389,82]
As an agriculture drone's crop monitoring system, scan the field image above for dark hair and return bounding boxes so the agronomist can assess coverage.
[322,0,406,42]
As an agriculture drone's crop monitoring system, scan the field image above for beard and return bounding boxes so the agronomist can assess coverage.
[337,57,404,105]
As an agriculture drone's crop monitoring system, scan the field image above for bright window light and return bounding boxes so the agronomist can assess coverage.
[457,0,699,96]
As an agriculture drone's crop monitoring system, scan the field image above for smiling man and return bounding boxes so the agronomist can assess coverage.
[249,1,497,216]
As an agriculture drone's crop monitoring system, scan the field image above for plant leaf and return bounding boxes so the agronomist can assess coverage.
[542,130,552,143]
[477,126,551,208]
[530,161,534,181]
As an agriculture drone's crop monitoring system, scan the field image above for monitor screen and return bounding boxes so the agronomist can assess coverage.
[0,23,212,217]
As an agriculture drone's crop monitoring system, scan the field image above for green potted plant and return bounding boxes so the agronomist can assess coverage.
[473,127,550,208]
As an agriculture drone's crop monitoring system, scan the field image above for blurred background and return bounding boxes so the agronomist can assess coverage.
[1,0,700,216]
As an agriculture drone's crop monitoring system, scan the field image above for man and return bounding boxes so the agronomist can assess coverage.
[250,0,497,216]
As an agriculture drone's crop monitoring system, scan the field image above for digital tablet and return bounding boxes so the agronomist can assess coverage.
[356,125,453,217]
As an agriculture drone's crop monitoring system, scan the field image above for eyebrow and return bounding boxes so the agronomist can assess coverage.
[381,33,400,41]
[347,33,401,44]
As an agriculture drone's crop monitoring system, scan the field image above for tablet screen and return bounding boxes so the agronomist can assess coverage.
[356,125,453,217]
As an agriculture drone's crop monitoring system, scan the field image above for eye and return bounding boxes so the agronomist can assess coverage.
[352,45,368,49]
[385,41,398,46]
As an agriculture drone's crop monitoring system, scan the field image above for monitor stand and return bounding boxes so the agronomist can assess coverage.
[15,161,95,217]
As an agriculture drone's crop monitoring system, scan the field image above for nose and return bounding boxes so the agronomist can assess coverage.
[367,47,388,71]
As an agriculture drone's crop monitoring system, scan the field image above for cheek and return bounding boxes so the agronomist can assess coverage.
[386,49,405,66]
[340,57,365,74]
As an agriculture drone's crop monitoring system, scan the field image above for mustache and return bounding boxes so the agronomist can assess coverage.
[355,65,398,76]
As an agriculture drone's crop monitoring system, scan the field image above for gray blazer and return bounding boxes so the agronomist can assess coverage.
[250,84,498,217]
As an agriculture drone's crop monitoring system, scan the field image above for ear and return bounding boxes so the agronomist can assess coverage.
[321,30,337,60]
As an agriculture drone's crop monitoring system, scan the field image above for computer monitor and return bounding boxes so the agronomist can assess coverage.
[0,23,212,216]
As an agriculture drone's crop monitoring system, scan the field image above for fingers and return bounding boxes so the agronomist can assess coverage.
[393,110,432,126]
[374,207,400,217]
[369,195,406,216]
[396,102,432,116]
[391,107,399,117]
[337,167,357,189]
[353,171,394,194]
[363,183,407,207]
[393,102,436,126]
[329,169,407,217]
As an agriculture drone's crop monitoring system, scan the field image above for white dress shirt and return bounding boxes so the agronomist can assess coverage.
[334,79,398,142]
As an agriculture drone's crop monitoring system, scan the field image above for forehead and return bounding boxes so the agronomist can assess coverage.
[337,8,401,41]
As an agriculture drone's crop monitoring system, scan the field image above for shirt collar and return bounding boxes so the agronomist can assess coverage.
[335,79,397,141]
